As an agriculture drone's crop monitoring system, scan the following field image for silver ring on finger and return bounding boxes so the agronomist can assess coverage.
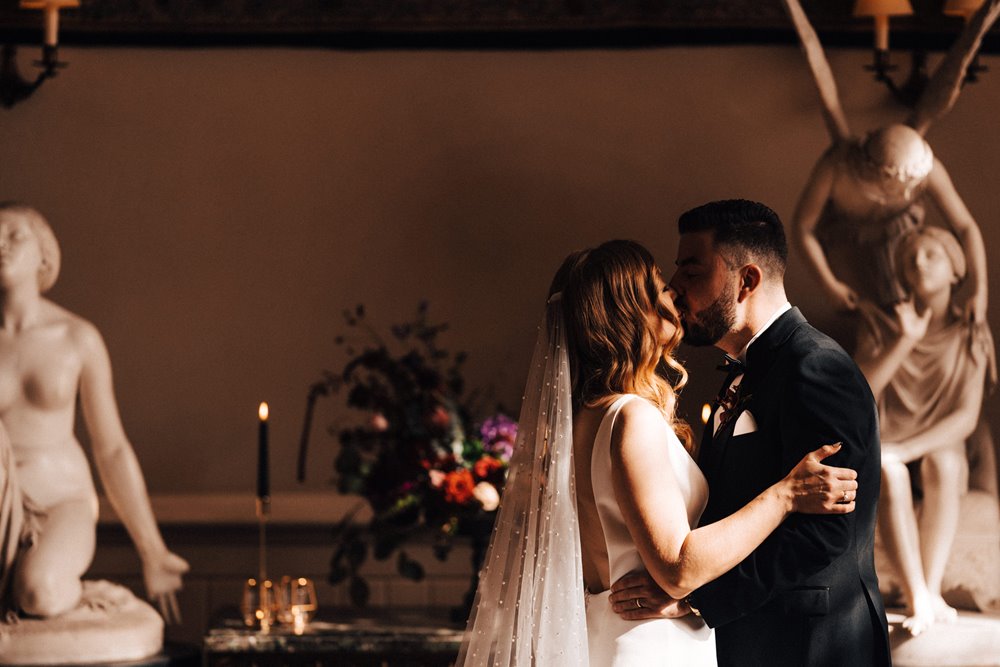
[635,598,643,609]
[842,490,850,503]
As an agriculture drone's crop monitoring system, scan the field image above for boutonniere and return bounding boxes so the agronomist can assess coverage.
[719,390,754,429]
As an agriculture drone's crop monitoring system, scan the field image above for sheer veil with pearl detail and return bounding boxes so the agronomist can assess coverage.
[455,292,588,666]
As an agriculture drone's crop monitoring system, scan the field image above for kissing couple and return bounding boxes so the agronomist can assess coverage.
[458,199,891,666]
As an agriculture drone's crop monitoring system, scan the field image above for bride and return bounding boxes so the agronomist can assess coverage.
[456,240,857,666]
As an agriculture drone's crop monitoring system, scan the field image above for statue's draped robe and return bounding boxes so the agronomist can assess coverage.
[0,432,36,616]
[858,311,995,446]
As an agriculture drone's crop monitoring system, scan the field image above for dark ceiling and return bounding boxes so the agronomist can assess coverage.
[0,0,994,50]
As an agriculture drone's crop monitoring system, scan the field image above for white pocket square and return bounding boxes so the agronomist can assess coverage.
[733,410,758,436]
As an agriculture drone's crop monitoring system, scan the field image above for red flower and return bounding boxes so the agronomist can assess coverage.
[422,454,455,471]
[473,456,504,480]
[443,469,475,504]
[426,405,451,431]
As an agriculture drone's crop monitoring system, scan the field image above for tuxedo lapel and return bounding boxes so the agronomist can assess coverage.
[698,308,807,481]
[698,363,738,476]
[701,411,740,481]
[698,378,742,480]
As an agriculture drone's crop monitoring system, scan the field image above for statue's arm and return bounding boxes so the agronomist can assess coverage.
[908,0,1000,136]
[854,302,928,397]
[927,159,988,323]
[791,150,857,311]
[76,322,189,602]
[781,0,851,142]
[856,339,908,400]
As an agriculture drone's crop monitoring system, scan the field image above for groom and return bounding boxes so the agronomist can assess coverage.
[612,200,891,666]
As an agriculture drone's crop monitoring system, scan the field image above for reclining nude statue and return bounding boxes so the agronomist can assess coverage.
[0,202,187,661]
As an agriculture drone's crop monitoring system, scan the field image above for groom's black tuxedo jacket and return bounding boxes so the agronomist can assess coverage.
[687,308,892,667]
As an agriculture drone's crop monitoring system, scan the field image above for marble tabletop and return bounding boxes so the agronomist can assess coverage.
[203,608,465,666]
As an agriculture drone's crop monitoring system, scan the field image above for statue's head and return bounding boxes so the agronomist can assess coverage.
[895,226,965,297]
[0,202,61,293]
[857,124,934,203]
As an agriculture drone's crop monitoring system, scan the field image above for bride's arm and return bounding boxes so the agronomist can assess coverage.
[611,400,854,600]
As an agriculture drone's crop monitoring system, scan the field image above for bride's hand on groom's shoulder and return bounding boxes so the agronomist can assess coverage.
[608,571,691,620]
[782,443,859,515]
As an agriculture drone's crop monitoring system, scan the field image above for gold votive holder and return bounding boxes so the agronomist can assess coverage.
[276,576,318,635]
[240,578,277,632]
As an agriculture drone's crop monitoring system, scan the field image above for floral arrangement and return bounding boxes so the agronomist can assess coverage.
[298,303,516,607]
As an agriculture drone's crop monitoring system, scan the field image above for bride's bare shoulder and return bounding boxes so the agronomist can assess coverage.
[617,395,662,421]
[613,397,668,450]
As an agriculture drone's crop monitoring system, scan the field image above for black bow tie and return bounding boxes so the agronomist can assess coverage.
[716,354,746,377]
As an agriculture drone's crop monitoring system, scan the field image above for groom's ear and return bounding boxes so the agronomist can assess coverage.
[737,264,763,302]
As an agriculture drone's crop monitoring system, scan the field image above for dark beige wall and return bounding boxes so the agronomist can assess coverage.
[1,44,997,493]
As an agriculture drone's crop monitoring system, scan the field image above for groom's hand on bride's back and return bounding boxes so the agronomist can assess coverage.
[609,571,690,620]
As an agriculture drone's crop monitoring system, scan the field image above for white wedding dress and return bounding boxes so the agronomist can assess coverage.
[585,394,717,666]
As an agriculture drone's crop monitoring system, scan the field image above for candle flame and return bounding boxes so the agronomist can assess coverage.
[259,402,269,421]
[701,403,712,424]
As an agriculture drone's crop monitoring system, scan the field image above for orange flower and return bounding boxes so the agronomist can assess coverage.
[473,456,504,480]
[443,469,475,504]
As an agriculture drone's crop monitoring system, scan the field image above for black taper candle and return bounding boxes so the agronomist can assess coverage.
[257,402,269,500]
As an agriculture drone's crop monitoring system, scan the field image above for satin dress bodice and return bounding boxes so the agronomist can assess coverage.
[584,394,716,666]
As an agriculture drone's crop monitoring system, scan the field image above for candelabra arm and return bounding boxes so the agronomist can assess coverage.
[864,48,930,108]
[1,44,42,108]
[0,42,69,108]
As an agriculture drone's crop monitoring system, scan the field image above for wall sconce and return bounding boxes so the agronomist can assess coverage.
[854,0,988,105]
[0,0,80,109]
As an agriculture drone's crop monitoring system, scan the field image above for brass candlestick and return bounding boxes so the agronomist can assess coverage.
[256,494,271,632]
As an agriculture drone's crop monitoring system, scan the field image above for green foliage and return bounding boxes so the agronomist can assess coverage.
[302,303,515,607]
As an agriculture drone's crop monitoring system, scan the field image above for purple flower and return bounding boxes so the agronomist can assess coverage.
[480,414,517,460]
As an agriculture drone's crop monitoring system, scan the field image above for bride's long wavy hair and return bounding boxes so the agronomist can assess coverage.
[550,240,693,452]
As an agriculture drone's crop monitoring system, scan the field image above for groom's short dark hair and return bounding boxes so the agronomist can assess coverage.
[678,199,787,277]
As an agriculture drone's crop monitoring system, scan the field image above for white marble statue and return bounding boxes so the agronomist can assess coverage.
[781,0,1000,640]
[0,202,187,626]
[855,227,995,636]
[781,0,998,325]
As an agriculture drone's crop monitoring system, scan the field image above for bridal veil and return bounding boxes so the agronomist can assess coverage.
[455,293,589,666]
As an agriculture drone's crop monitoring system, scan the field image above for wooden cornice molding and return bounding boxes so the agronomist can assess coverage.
[0,0,991,50]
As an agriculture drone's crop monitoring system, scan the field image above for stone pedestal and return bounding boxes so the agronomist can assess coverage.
[0,580,163,665]
[889,610,1000,667]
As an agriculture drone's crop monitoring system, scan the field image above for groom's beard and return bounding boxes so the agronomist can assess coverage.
[680,282,737,347]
